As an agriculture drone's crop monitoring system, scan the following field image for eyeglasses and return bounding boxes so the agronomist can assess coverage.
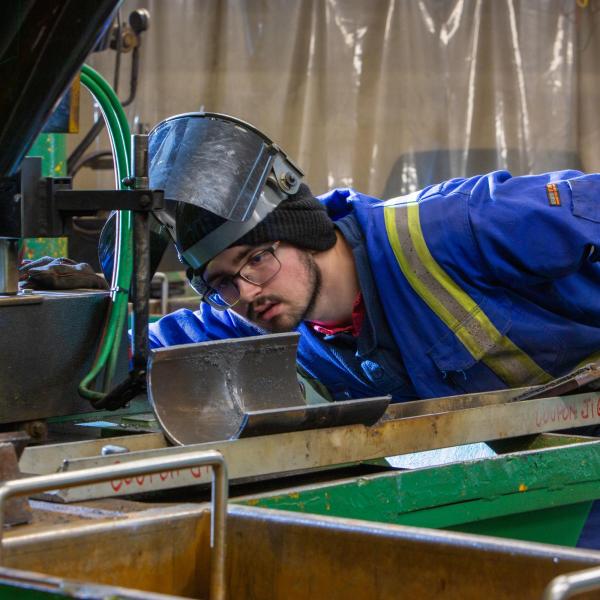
[201,242,281,310]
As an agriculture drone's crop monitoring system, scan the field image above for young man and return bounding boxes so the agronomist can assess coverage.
[148,112,600,403]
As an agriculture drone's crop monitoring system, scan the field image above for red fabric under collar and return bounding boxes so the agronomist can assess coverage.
[308,292,365,337]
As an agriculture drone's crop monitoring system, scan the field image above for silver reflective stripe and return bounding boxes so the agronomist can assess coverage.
[384,201,552,387]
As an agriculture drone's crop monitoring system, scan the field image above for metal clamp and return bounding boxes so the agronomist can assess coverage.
[0,450,228,600]
[543,566,600,599]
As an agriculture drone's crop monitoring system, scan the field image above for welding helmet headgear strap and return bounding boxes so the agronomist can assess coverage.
[180,183,284,270]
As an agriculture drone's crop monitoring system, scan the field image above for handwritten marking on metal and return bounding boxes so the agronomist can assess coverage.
[535,395,600,427]
[109,464,213,493]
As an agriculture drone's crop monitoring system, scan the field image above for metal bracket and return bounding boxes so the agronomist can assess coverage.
[271,153,302,195]
[53,188,164,213]
[0,156,165,239]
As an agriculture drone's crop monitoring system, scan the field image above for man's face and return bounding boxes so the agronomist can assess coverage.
[203,242,321,332]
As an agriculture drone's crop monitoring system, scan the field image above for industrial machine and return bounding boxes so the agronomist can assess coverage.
[2,2,600,599]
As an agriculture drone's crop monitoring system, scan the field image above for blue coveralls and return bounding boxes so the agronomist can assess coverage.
[149,169,600,549]
[150,170,600,401]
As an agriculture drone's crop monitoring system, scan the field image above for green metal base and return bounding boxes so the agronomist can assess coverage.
[0,584,56,599]
[447,502,593,547]
[240,437,600,547]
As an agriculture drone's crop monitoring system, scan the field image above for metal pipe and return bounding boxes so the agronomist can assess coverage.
[0,239,19,295]
[152,271,169,315]
[0,450,228,600]
[131,132,149,190]
[543,566,600,599]
[131,133,150,372]
[132,209,150,368]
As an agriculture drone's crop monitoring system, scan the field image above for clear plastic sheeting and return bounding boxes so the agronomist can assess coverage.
[87,0,600,198]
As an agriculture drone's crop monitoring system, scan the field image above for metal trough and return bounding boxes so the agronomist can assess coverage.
[148,332,389,444]
[3,503,600,599]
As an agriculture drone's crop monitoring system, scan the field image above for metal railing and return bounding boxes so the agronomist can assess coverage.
[543,565,600,599]
[0,450,228,600]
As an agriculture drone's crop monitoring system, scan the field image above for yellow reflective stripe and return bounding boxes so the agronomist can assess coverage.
[384,206,463,334]
[384,204,552,387]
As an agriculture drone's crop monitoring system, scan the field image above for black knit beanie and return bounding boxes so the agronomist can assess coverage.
[236,183,336,250]
[177,183,337,263]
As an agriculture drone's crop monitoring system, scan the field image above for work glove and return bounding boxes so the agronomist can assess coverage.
[19,256,109,290]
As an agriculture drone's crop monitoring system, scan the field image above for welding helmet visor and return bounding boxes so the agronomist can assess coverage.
[150,112,279,220]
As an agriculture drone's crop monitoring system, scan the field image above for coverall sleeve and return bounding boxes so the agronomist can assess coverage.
[148,305,259,349]
[466,171,600,286]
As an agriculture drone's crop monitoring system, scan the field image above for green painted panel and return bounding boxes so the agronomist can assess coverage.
[446,502,592,547]
[23,133,68,260]
[0,582,62,598]
[27,133,67,177]
[241,441,600,546]
[20,237,68,261]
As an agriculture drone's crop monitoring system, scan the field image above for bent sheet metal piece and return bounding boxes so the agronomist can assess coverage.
[515,363,600,401]
[238,398,390,438]
[148,332,390,444]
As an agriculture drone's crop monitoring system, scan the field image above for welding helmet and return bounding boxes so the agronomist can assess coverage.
[99,112,303,287]
[150,112,304,271]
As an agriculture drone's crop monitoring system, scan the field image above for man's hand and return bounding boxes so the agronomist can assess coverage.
[19,257,109,290]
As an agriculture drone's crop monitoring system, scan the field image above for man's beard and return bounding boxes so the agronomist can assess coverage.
[248,252,322,333]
